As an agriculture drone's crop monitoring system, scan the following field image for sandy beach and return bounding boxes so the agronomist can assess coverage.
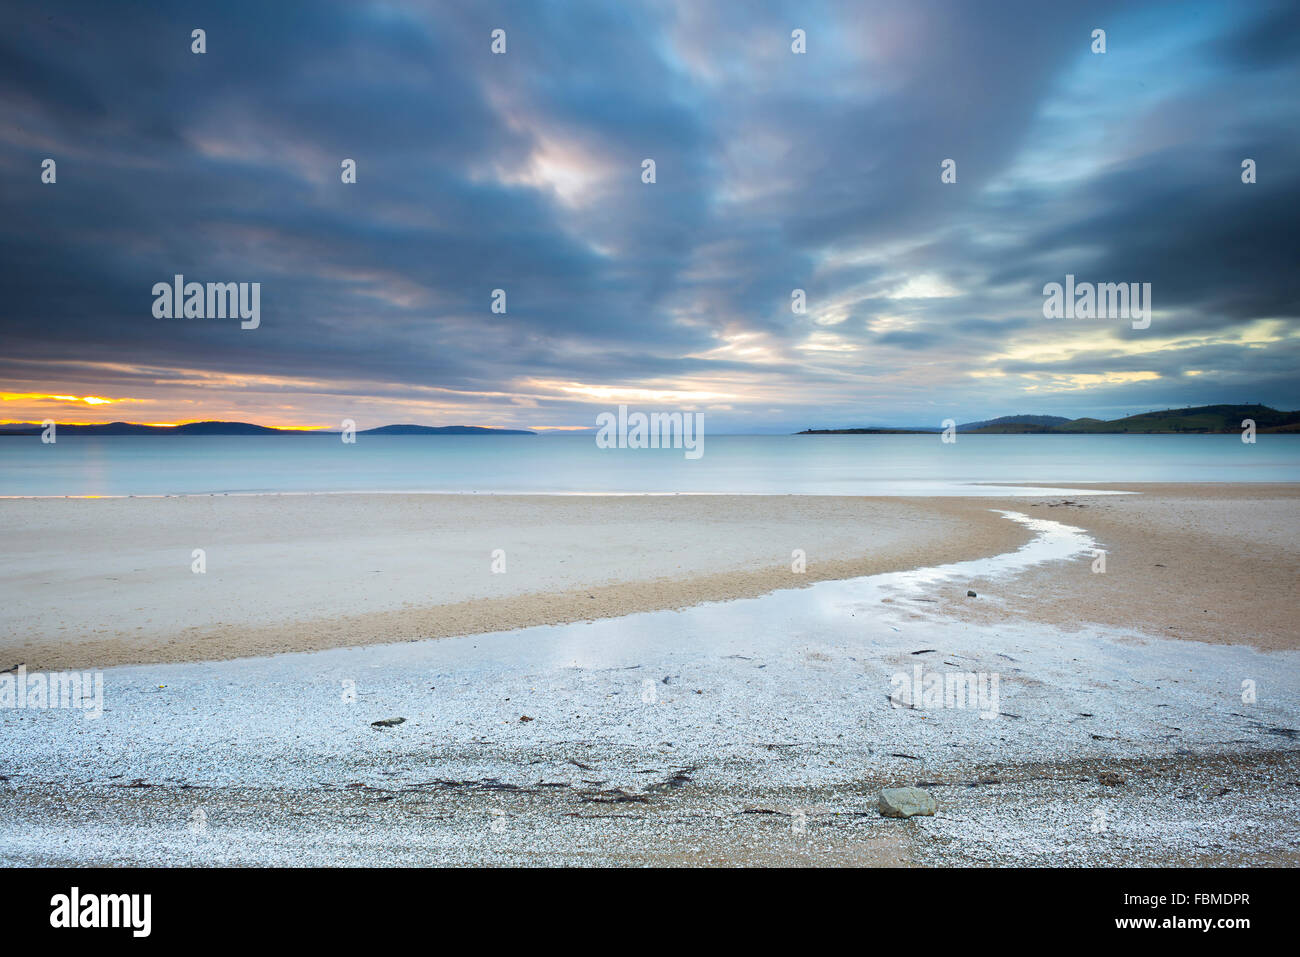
[1,484,1297,671]
[2,484,1298,866]
[3,493,1032,671]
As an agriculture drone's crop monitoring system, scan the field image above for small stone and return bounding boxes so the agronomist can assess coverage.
[371,717,405,727]
[966,590,977,598]
[878,786,937,818]
[519,715,534,723]
[1098,771,1125,786]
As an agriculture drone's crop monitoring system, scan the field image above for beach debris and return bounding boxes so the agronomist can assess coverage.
[1098,771,1125,786]
[405,777,520,792]
[1254,725,1299,739]
[645,769,694,793]
[910,649,936,656]
[370,717,405,728]
[519,715,534,723]
[966,590,977,598]
[878,787,937,818]
[580,788,649,804]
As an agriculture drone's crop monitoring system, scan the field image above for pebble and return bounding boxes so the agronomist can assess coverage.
[879,787,937,818]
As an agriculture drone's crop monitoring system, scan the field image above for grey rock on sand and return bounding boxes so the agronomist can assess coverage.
[879,787,937,818]
[371,717,405,727]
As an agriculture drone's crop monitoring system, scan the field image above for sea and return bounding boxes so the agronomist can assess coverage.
[1,433,1297,497]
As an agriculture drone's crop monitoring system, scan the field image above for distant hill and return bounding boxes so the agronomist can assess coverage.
[175,421,281,435]
[0,420,535,436]
[359,424,535,435]
[0,420,281,436]
[968,404,1299,434]
[799,404,1300,435]
[958,414,1072,431]
[796,427,931,434]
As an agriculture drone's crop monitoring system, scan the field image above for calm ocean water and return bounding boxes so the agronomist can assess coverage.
[1,434,1297,497]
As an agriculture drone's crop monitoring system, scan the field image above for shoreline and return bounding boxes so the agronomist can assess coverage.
[0,484,1139,500]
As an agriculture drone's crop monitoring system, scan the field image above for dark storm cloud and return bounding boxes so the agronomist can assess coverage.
[981,147,1300,326]
[0,0,1296,430]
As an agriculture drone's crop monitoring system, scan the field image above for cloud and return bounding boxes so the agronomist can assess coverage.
[0,0,1295,431]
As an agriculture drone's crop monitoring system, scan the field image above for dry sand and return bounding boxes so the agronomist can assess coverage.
[1,484,1296,670]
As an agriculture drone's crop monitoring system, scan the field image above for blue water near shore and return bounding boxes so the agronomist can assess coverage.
[0,433,1297,497]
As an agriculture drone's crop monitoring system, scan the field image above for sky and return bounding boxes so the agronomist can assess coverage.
[1,0,1297,432]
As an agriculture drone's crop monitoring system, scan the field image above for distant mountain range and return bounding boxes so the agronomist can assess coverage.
[356,424,535,435]
[798,404,1300,434]
[4,405,1296,437]
[0,420,536,436]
